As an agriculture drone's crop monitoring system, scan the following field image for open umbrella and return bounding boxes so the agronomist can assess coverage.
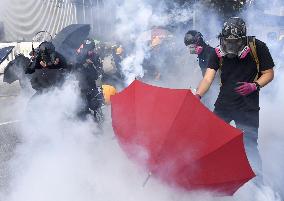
[0,46,14,64]
[52,24,90,49]
[3,54,30,84]
[52,24,91,62]
[111,80,255,196]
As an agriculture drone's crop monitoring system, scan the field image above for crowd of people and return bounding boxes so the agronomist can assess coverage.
[1,16,279,190]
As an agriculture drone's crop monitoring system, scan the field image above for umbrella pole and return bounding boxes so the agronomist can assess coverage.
[142,172,152,187]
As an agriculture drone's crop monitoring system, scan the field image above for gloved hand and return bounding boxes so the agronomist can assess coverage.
[234,82,257,96]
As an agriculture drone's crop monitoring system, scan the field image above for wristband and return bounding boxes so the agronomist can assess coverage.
[253,82,261,90]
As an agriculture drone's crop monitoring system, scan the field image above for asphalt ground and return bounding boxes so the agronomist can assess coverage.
[0,79,21,195]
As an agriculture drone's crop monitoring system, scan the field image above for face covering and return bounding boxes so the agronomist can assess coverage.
[215,43,251,59]
[188,44,203,55]
[220,37,250,59]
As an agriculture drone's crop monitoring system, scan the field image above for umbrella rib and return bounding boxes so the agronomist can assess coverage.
[195,133,244,162]
[154,90,191,164]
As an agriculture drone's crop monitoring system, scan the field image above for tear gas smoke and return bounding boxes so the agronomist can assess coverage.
[0,0,284,201]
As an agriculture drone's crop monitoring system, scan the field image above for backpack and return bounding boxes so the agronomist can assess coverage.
[218,36,260,83]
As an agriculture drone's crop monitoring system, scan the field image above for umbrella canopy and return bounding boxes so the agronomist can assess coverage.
[3,54,30,84]
[111,80,255,195]
[52,24,91,50]
[52,24,91,62]
[0,46,14,64]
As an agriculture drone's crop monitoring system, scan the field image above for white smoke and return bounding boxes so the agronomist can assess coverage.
[0,79,224,201]
[114,0,157,84]
[2,77,282,201]
[242,1,284,199]
[112,0,196,85]
[1,0,284,201]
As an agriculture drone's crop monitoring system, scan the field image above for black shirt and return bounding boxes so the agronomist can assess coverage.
[198,44,215,76]
[208,39,274,111]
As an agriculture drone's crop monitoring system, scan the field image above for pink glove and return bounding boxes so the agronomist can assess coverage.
[234,82,257,96]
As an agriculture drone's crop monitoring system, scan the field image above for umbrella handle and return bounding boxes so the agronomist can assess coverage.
[142,172,152,187]
[32,44,35,57]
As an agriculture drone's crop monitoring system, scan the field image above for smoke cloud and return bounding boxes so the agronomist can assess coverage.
[0,0,284,201]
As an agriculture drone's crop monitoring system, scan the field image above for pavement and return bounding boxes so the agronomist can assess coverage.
[0,78,21,195]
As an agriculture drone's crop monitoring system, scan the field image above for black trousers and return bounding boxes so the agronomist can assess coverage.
[78,87,104,119]
[214,108,263,184]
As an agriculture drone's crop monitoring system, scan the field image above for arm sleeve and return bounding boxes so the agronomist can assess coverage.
[207,50,220,71]
[257,41,275,71]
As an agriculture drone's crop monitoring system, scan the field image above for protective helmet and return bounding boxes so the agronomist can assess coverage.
[184,30,204,54]
[184,30,204,46]
[77,39,96,61]
[39,41,55,54]
[219,17,247,58]
[83,39,96,52]
[220,17,246,39]
[38,41,56,65]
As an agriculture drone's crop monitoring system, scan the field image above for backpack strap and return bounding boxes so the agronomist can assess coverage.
[248,36,260,81]
[215,46,223,85]
[218,57,223,86]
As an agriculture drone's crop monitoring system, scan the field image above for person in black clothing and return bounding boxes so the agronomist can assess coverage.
[75,39,104,123]
[196,17,275,185]
[25,41,67,92]
[26,41,67,72]
[184,30,215,76]
[185,30,217,109]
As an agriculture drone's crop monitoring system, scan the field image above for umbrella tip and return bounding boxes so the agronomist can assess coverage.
[142,172,152,188]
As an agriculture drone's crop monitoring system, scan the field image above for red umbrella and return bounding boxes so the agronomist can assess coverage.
[111,80,255,195]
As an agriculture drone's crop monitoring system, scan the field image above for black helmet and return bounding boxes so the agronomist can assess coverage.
[83,39,96,52]
[184,30,204,46]
[219,17,247,58]
[39,41,55,54]
[38,41,56,65]
[220,17,246,39]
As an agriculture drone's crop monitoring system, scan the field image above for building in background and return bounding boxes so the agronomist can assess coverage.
[0,0,112,42]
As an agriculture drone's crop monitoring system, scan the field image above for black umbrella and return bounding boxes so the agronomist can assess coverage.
[52,24,91,63]
[52,24,91,51]
[0,46,15,64]
[3,54,31,84]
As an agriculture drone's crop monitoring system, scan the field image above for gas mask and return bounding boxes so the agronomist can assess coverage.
[187,44,203,55]
[219,36,250,59]
[41,50,56,66]
[39,41,56,66]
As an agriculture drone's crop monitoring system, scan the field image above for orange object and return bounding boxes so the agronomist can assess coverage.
[116,46,124,55]
[102,84,117,104]
[151,36,161,48]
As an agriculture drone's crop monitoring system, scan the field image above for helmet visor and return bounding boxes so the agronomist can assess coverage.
[221,37,245,55]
